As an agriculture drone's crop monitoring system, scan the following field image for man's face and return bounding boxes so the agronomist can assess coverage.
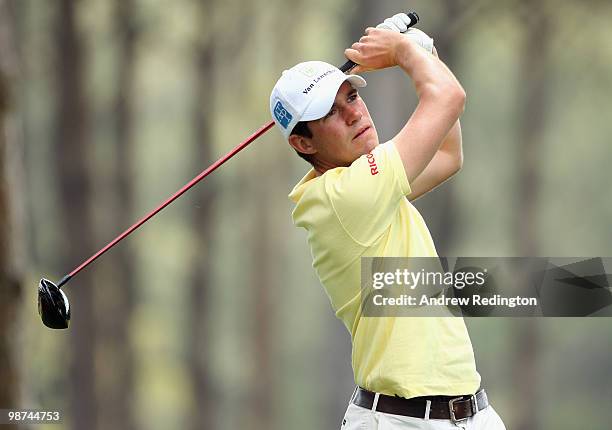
[304,81,379,169]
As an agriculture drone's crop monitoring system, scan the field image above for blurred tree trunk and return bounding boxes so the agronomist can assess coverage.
[211,5,276,429]
[248,15,280,430]
[54,1,97,428]
[512,2,551,430]
[413,0,463,255]
[348,0,379,44]
[186,3,217,429]
[250,182,274,430]
[0,0,23,423]
[323,321,354,427]
[96,1,138,429]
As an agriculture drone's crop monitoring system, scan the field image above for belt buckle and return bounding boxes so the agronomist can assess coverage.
[448,397,469,424]
[471,393,479,414]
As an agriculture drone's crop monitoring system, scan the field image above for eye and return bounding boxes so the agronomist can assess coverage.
[325,108,337,119]
[348,92,358,102]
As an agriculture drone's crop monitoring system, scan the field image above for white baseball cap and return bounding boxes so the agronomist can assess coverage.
[270,61,367,139]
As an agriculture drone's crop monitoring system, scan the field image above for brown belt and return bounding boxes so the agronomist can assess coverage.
[352,387,489,423]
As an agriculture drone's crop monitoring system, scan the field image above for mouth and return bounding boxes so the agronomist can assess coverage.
[353,126,370,141]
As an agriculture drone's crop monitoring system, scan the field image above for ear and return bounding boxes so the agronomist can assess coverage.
[288,134,317,156]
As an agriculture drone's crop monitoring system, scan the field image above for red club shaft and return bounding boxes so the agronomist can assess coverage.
[57,120,275,288]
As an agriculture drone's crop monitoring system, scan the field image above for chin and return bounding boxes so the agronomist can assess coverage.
[364,139,379,154]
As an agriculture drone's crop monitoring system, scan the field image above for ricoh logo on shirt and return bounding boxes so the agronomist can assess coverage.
[367,153,379,175]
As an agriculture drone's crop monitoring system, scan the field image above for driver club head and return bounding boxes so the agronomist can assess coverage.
[38,278,71,329]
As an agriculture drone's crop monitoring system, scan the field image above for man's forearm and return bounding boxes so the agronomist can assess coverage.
[405,119,463,201]
[394,39,465,109]
[439,119,463,167]
[392,38,465,182]
[396,39,464,166]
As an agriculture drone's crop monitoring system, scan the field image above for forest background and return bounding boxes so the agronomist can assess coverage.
[1,0,611,429]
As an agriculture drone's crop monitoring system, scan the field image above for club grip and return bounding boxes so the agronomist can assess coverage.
[339,11,419,73]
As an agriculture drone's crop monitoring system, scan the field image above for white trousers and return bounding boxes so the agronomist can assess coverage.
[340,401,507,430]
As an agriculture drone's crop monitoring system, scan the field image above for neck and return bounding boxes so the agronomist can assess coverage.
[311,157,344,176]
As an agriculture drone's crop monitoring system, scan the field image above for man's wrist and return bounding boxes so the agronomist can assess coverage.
[393,37,426,74]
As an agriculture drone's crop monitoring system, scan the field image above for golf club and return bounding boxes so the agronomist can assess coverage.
[38,11,420,329]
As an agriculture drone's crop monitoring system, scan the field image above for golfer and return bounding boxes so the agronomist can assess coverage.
[270,14,506,430]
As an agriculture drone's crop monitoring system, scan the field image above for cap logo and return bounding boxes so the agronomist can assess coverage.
[273,101,292,129]
[301,69,337,95]
[298,66,317,77]
[303,83,315,94]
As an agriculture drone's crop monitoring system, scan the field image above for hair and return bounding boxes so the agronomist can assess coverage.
[289,121,315,164]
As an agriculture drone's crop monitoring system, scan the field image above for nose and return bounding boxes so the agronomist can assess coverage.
[344,105,362,125]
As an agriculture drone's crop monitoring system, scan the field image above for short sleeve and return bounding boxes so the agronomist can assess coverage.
[324,141,411,246]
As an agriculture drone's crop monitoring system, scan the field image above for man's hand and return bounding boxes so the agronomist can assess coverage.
[402,29,434,54]
[344,27,409,74]
[376,13,434,54]
[376,12,414,32]
[344,26,434,74]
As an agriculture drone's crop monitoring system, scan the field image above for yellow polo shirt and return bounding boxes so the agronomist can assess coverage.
[288,141,481,399]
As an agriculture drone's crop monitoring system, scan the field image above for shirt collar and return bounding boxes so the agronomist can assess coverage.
[288,168,318,203]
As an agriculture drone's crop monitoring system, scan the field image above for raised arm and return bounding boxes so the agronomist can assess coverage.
[345,28,466,185]
[405,47,463,201]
